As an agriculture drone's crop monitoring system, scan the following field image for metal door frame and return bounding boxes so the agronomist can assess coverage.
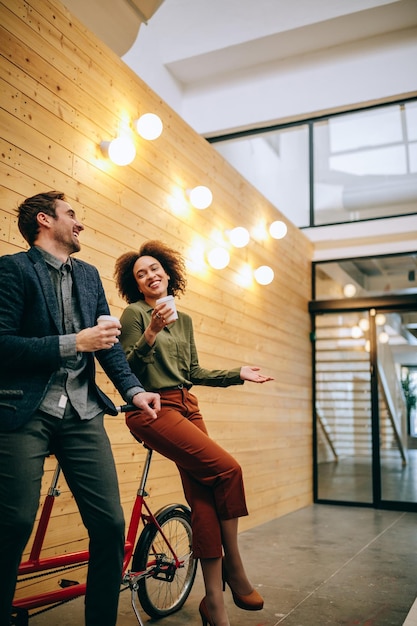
[309,293,417,512]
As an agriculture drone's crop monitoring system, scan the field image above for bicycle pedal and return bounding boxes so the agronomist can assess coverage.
[58,578,79,587]
[153,563,176,582]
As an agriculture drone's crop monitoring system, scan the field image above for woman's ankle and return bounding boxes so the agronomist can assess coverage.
[222,557,254,596]
[204,593,230,626]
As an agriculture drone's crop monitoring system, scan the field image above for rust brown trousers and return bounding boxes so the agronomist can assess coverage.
[126,387,248,559]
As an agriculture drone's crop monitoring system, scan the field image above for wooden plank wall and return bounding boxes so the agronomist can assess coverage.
[0,0,314,600]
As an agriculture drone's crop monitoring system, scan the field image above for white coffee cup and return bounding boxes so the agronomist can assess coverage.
[97,315,120,325]
[155,295,178,323]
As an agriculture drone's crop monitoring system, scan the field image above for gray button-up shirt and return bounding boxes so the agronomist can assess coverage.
[37,247,103,420]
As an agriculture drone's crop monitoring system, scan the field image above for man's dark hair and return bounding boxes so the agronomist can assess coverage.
[17,191,65,246]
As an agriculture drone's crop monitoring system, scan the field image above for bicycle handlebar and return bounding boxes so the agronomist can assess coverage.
[116,404,136,413]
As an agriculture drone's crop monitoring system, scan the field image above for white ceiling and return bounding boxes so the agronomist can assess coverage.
[136,0,417,87]
[64,0,417,95]
[116,0,417,140]
[62,0,417,272]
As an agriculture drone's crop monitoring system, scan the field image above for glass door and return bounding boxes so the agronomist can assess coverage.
[377,310,417,505]
[313,303,417,511]
[314,310,373,503]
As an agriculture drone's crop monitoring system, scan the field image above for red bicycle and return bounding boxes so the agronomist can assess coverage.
[0,393,197,626]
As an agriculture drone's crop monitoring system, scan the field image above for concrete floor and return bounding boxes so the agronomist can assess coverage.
[28,504,417,626]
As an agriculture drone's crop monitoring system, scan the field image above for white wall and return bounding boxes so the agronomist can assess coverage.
[184,30,417,135]
[123,25,417,136]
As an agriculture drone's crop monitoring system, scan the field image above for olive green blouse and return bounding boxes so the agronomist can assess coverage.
[119,299,244,392]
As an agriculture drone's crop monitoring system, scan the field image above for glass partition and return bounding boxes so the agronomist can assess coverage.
[209,98,417,229]
[313,102,417,225]
[212,124,310,227]
[314,252,417,301]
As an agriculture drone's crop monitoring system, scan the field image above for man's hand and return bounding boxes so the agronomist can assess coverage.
[76,320,121,352]
[131,392,161,420]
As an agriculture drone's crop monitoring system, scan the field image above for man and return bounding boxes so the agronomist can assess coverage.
[0,191,160,626]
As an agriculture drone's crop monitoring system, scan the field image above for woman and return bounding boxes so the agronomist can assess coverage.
[114,241,273,626]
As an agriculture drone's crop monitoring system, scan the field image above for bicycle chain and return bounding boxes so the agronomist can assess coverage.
[17,561,87,583]
[25,579,129,620]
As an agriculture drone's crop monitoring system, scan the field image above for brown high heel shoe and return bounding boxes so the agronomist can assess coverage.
[199,597,215,626]
[222,559,264,611]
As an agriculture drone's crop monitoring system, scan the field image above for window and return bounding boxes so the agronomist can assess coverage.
[211,124,310,227]
[313,102,417,225]
[313,253,417,301]
[209,98,417,228]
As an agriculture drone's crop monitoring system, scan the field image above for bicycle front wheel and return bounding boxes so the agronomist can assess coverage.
[132,507,197,619]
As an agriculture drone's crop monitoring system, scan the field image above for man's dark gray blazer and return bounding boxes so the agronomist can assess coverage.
[0,246,143,431]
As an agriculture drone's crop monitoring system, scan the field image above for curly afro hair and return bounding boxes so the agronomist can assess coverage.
[114,240,187,304]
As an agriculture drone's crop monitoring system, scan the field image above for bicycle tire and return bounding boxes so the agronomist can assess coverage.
[131,507,197,619]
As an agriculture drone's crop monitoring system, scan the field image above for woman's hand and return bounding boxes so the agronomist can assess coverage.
[144,304,172,346]
[150,303,171,331]
[240,366,274,383]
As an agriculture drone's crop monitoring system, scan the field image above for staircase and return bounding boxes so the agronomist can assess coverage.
[315,314,408,465]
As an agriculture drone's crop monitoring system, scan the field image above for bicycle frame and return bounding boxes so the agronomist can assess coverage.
[11,433,191,626]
